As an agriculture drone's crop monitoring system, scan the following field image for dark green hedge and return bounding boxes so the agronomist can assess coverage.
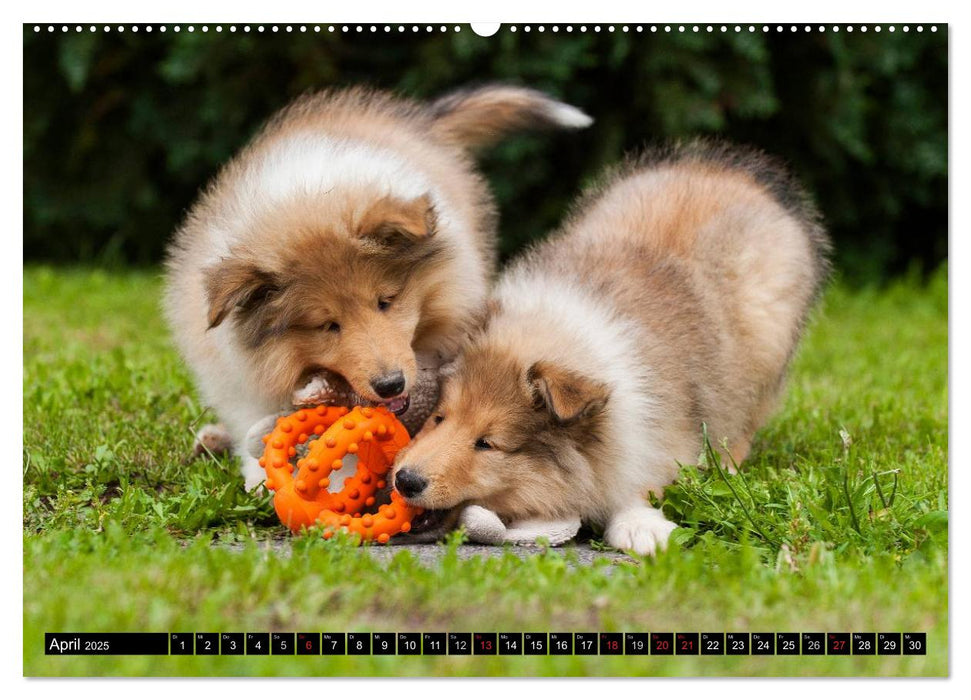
[24,25,947,281]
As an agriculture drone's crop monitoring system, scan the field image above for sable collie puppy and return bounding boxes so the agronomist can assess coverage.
[392,143,830,554]
[164,85,591,488]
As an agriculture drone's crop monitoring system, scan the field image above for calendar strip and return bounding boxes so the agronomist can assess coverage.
[45,632,926,656]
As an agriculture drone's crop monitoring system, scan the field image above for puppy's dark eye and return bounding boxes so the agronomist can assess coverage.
[317,321,340,333]
[474,437,493,451]
[377,296,395,311]
[433,415,444,425]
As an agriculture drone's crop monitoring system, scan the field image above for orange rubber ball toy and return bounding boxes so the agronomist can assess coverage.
[258,405,422,543]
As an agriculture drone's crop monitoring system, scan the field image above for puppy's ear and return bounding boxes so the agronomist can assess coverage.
[527,361,608,425]
[204,258,279,329]
[357,193,437,244]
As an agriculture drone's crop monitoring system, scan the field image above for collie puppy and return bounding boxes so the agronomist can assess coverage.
[164,85,591,488]
[392,143,830,554]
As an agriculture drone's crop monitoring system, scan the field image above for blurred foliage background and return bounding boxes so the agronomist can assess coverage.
[24,25,947,282]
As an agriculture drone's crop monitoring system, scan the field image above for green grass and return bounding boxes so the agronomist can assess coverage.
[22,265,948,676]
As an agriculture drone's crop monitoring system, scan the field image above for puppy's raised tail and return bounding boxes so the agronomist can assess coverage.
[429,84,592,152]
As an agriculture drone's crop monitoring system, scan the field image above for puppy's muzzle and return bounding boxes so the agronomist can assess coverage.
[394,468,427,498]
[371,370,406,399]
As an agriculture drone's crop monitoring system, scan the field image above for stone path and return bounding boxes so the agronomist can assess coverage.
[366,542,637,567]
[217,539,637,567]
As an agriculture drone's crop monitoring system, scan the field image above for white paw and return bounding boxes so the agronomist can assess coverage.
[193,423,233,456]
[604,506,677,556]
[240,455,266,493]
[459,505,508,545]
[504,515,582,547]
[244,414,283,460]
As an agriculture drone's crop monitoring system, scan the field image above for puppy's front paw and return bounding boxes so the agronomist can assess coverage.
[605,506,676,556]
[193,423,233,457]
[241,455,267,493]
[244,414,284,460]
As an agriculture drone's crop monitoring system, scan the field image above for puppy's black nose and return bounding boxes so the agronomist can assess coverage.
[394,468,427,498]
[371,371,406,399]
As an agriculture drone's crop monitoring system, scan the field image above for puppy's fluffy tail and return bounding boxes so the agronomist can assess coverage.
[429,84,592,152]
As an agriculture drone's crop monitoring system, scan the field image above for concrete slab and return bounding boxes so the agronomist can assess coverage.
[215,539,638,568]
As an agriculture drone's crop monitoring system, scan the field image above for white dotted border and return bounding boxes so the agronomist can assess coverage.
[505,24,939,34]
[32,25,464,34]
[31,24,941,34]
